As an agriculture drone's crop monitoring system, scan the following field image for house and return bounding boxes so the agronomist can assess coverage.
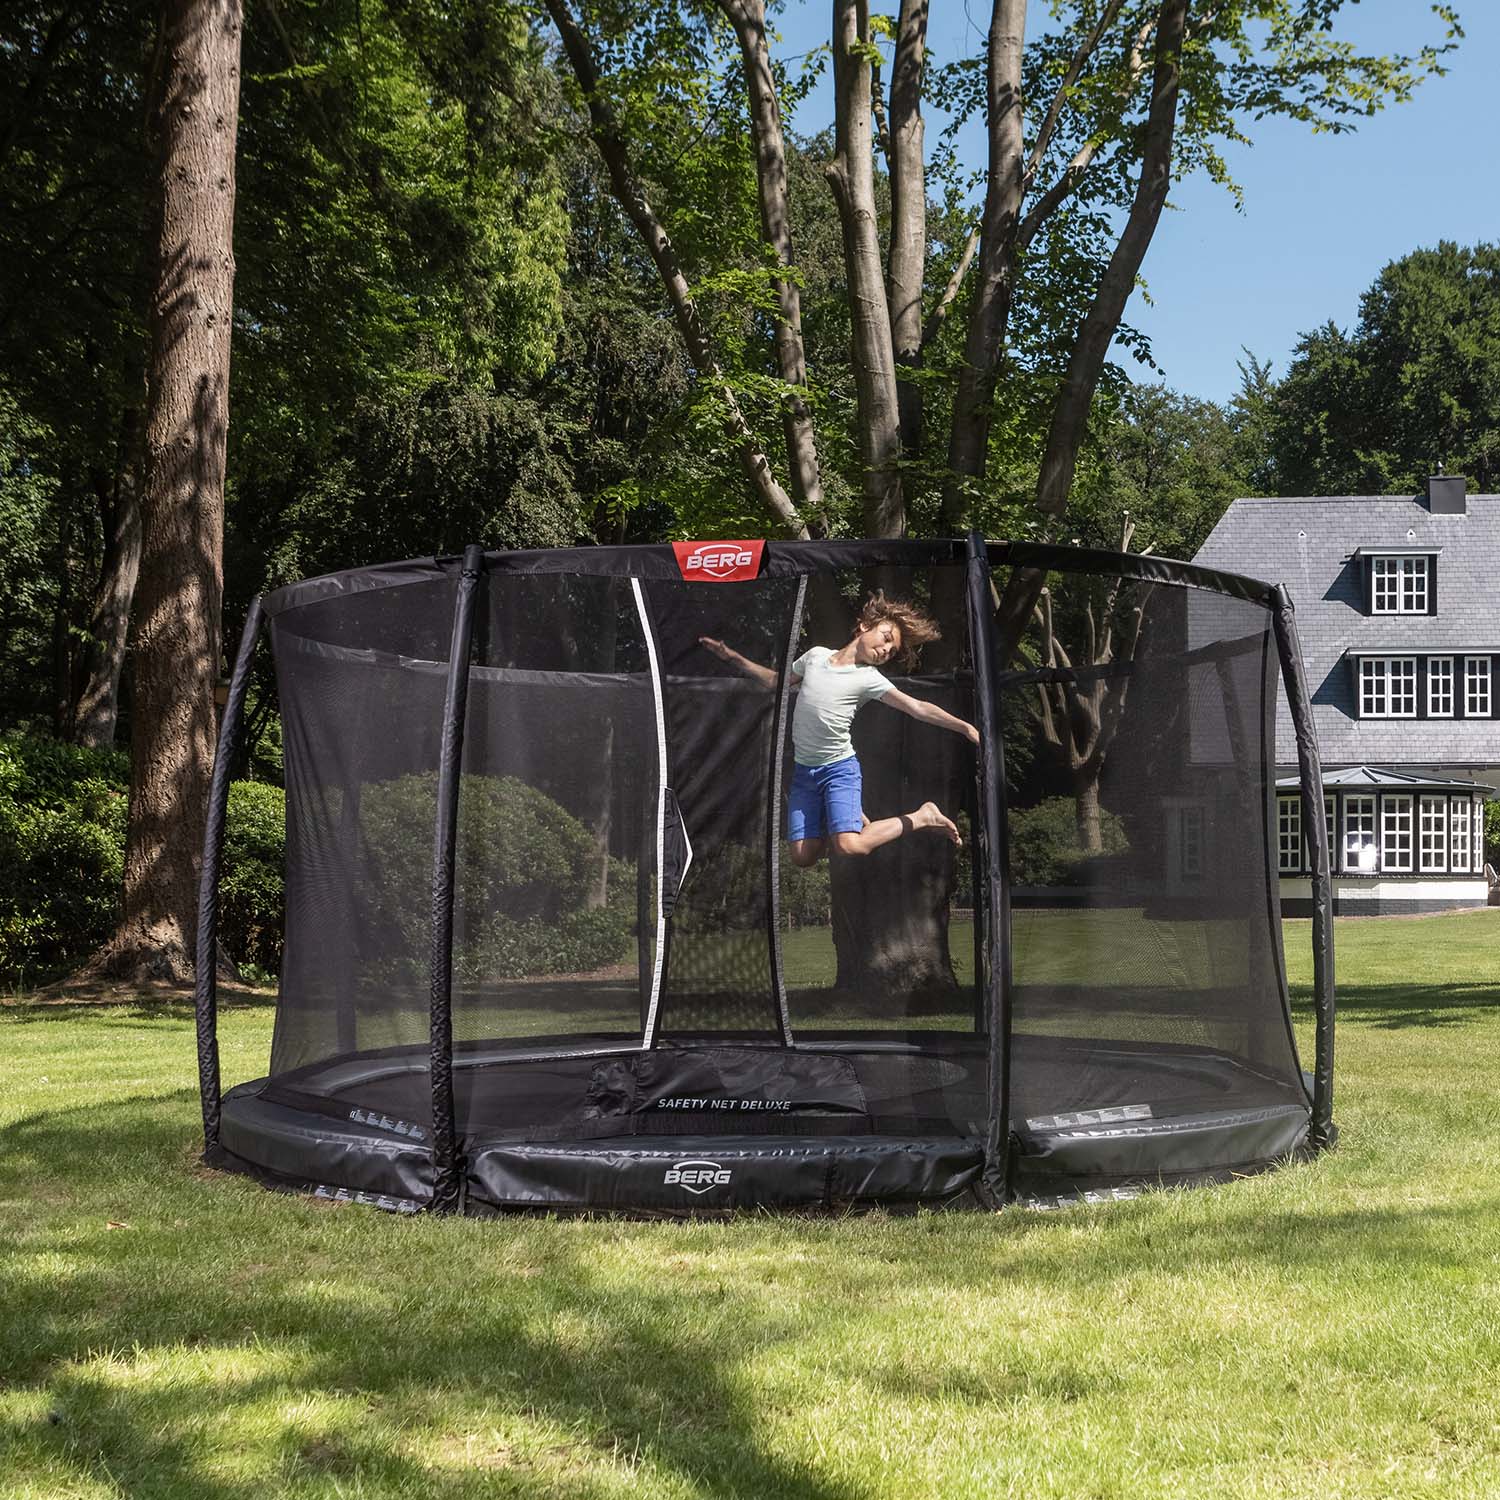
[1193,476,1495,915]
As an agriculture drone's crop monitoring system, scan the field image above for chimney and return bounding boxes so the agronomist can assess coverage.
[1426,473,1467,514]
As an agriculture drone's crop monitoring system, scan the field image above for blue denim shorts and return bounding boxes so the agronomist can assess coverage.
[787,756,863,841]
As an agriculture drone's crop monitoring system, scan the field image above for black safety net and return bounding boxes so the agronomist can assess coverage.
[994,566,1309,1132]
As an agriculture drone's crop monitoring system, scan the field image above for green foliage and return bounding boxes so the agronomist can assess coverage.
[1261,242,1500,495]
[1008,795,1129,888]
[360,772,632,980]
[0,737,126,984]
[0,734,286,984]
[219,783,287,975]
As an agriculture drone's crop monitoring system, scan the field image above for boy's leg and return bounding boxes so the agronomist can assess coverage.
[831,802,961,857]
[787,838,827,868]
[786,763,829,867]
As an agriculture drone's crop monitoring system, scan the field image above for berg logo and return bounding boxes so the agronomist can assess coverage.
[663,1159,733,1194]
[671,539,764,582]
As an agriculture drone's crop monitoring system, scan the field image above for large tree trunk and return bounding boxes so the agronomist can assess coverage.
[826,0,903,539]
[90,0,241,984]
[885,0,928,459]
[939,0,1026,533]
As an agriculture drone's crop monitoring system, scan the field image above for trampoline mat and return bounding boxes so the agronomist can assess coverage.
[257,1030,1308,1145]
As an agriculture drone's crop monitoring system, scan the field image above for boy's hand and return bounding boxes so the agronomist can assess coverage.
[699,635,733,661]
[966,723,980,745]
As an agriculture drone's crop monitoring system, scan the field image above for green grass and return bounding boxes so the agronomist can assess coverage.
[5,911,1500,1497]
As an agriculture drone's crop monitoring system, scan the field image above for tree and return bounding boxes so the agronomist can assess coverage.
[1262,241,1500,496]
[533,0,1457,999]
[89,0,242,983]
[0,2,154,744]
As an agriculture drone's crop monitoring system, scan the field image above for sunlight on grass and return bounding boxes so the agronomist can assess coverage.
[5,910,1500,1496]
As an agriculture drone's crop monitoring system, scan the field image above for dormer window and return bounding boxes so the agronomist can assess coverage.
[1370,554,1429,613]
[1355,547,1440,615]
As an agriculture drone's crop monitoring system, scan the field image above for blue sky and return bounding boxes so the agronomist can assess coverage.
[772,1,1494,404]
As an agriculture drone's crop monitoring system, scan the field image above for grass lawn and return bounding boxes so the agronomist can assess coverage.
[5,911,1500,1497]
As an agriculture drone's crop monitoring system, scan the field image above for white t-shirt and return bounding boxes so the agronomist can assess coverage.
[790,645,892,766]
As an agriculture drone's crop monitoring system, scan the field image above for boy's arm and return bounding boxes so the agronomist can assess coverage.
[699,636,779,690]
[878,686,980,744]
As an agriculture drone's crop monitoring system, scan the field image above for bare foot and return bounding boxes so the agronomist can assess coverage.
[915,801,962,846]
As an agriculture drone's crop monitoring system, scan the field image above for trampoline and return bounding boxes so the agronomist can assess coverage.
[195,535,1335,1213]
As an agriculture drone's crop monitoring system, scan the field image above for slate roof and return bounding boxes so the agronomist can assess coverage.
[1193,493,1500,768]
[1274,765,1494,795]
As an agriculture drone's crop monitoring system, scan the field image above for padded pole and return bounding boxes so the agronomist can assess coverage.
[765,575,806,1046]
[195,596,265,1163]
[1272,586,1336,1149]
[966,532,1014,1206]
[429,545,485,1214]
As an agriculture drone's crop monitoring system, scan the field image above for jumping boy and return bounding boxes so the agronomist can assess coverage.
[700,592,978,868]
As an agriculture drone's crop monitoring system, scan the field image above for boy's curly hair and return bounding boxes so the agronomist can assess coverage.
[854,591,941,670]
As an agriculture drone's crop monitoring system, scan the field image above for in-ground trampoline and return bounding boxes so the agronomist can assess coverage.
[196,535,1335,1213]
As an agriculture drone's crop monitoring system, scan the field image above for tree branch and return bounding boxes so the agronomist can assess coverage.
[997,0,1189,656]
[543,0,808,537]
[1017,11,1156,253]
[1024,0,1127,186]
[718,0,826,526]
[939,0,1027,532]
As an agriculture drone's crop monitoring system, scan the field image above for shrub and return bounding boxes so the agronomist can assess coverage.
[1008,794,1128,887]
[0,732,289,985]
[359,771,632,980]
[219,781,287,974]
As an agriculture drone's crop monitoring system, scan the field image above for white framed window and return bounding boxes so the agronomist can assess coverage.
[1344,795,1377,873]
[1428,657,1454,717]
[1451,797,1472,873]
[1370,555,1429,614]
[1466,656,1491,717]
[1180,807,1203,881]
[1419,795,1447,873]
[1325,795,1336,871]
[1277,797,1302,874]
[1359,657,1417,718]
[1381,794,1413,873]
[1475,797,1486,874]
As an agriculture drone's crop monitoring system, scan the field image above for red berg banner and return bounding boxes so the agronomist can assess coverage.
[671,539,765,582]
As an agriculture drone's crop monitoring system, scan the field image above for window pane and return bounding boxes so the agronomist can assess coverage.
[1277,797,1301,874]
[1382,795,1413,872]
[1345,795,1377,871]
[1452,798,1472,873]
[1420,795,1447,872]
[1429,657,1454,716]
[1467,658,1491,717]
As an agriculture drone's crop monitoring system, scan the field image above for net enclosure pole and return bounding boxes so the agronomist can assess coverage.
[195,596,265,1163]
[1271,585,1336,1149]
[966,532,1014,1204]
[428,544,485,1214]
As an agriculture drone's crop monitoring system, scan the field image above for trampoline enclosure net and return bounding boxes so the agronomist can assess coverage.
[258,552,1307,1149]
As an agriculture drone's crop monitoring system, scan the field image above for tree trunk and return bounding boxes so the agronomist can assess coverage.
[826,0,903,539]
[886,0,928,459]
[996,0,1187,653]
[720,0,824,523]
[940,0,1026,533]
[50,504,75,739]
[1074,768,1102,855]
[73,418,144,747]
[89,0,241,985]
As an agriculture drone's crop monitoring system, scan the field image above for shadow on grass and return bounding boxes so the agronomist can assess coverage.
[2,1094,852,1499]
[1292,980,1500,1029]
[0,1080,1485,1495]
